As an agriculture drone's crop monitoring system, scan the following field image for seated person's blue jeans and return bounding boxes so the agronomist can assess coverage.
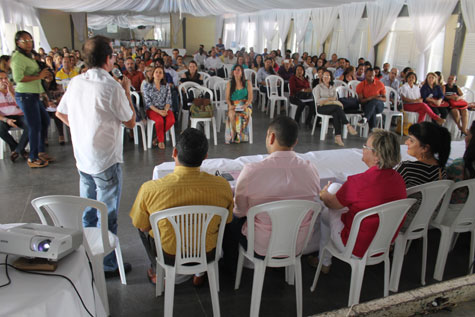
[362,99,384,129]
[79,163,122,271]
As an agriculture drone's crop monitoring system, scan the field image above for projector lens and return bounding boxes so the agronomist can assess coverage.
[31,237,52,252]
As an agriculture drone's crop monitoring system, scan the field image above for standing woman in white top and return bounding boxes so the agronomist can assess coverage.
[313,70,357,146]
[400,72,445,125]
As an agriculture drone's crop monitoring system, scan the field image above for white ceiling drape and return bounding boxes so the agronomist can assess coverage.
[366,0,404,65]
[459,0,475,76]
[0,0,51,54]
[276,11,292,53]
[18,0,369,16]
[87,14,170,29]
[214,15,224,44]
[407,0,458,78]
[311,7,338,55]
[338,2,365,59]
[259,11,277,53]
[292,9,311,54]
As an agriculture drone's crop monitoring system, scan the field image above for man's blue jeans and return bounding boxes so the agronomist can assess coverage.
[79,163,122,271]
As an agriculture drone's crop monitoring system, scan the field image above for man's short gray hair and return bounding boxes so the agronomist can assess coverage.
[369,129,401,169]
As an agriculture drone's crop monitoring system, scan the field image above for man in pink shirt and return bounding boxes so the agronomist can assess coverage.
[224,117,321,267]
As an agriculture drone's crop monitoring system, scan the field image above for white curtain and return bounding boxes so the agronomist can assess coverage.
[248,14,259,51]
[311,7,338,55]
[215,15,224,44]
[87,14,170,29]
[366,0,404,65]
[0,0,50,54]
[235,14,249,46]
[338,2,365,59]
[461,0,475,31]
[459,0,475,76]
[276,10,292,53]
[292,9,311,54]
[407,0,457,78]
[259,10,277,52]
[18,0,369,16]
[71,12,86,42]
[171,13,182,46]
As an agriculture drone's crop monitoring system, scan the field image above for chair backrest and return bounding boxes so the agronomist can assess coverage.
[244,68,258,88]
[461,87,474,103]
[205,76,224,90]
[384,86,399,111]
[246,200,322,266]
[343,198,416,262]
[223,64,234,79]
[177,69,187,78]
[333,79,347,89]
[31,195,111,251]
[265,75,284,98]
[213,80,227,105]
[327,67,336,74]
[199,71,210,82]
[130,91,141,108]
[348,80,360,95]
[305,67,315,83]
[149,206,229,273]
[404,180,453,238]
[432,178,475,230]
[178,81,202,109]
[336,86,349,98]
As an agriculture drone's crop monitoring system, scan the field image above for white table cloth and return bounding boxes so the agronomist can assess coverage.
[0,240,106,317]
[153,141,466,187]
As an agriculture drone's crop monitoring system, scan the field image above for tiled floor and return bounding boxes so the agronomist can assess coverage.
[0,109,473,316]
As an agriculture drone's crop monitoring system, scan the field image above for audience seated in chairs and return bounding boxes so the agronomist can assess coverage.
[289,65,315,128]
[400,72,445,125]
[421,72,449,120]
[129,128,234,286]
[257,57,277,110]
[225,65,253,144]
[143,66,175,150]
[317,129,406,272]
[446,121,475,204]
[395,122,451,231]
[444,75,470,135]
[0,70,29,161]
[225,116,321,269]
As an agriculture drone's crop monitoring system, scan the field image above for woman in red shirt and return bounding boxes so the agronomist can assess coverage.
[289,65,315,127]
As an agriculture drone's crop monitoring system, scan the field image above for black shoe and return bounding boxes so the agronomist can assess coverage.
[357,117,367,126]
[105,262,132,278]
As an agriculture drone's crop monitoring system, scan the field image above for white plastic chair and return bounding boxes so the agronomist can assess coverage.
[150,206,229,317]
[383,86,404,136]
[244,68,260,107]
[0,127,24,160]
[222,64,234,79]
[327,67,336,75]
[178,81,202,130]
[31,195,128,316]
[205,75,224,90]
[234,200,322,317]
[389,180,453,293]
[305,67,315,85]
[430,178,475,281]
[348,80,360,96]
[333,79,347,88]
[310,198,416,306]
[212,80,228,132]
[265,75,289,119]
[146,120,176,149]
[311,88,350,140]
[121,91,147,151]
[199,71,211,84]
[187,86,217,145]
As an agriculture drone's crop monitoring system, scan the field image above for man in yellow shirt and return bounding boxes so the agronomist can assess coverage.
[55,56,78,89]
[130,128,234,286]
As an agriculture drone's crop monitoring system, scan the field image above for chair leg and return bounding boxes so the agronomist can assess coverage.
[269,100,276,119]
[133,126,139,145]
[170,125,176,147]
[147,121,154,149]
[208,263,221,317]
[348,263,366,306]
[156,263,165,297]
[249,117,253,144]
[311,117,317,136]
[286,266,294,285]
[294,262,303,317]
[310,249,325,292]
[389,236,407,293]
[234,247,245,290]
[470,231,475,275]
[212,118,217,146]
[422,235,428,286]
[164,268,176,317]
[92,256,110,315]
[433,227,452,281]
[139,124,147,151]
[204,121,211,139]
[384,257,390,297]
[250,261,266,317]
[114,241,127,285]
[320,118,329,141]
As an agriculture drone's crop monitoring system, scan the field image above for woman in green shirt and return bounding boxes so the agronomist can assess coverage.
[11,31,52,168]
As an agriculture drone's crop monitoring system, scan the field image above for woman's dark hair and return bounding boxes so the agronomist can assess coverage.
[152,66,167,86]
[464,121,475,178]
[0,55,11,72]
[176,128,208,167]
[322,69,334,87]
[14,31,34,58]
[408,121,451,167]
[253,54,264,69]
[83,35,113,68]
[406,71,418,84]
[342,66,355,78]
[230,64,246,97]
[295,65,306,80]
[264,57,275,74]
[374,66,382,78]
[42,68,58,92]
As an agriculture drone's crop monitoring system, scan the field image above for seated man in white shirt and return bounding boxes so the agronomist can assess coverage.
[204,50,223,76]
[0,70,28,161]
[223,49,237,65]
[223,116,321,270]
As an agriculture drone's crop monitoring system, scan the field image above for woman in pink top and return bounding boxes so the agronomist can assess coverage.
[400,72,445,125]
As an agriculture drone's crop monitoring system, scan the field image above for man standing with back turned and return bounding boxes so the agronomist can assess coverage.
[56,35,136,276]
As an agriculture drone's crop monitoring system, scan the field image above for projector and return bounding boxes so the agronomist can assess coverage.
[0,223,83,261]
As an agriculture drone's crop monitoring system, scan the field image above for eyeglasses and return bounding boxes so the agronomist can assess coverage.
[322,75,330,78]
[18,39,34,43]
[362,144,375,151]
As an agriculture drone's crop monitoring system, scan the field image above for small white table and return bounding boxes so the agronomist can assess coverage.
[0,243,106,317]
